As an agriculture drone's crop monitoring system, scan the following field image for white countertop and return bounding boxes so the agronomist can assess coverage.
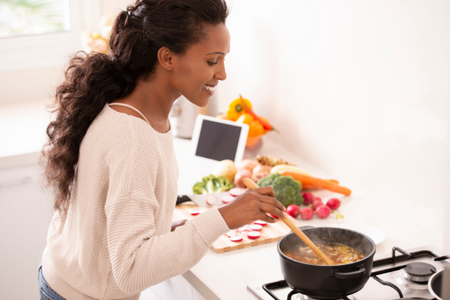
[1,102,445,300]
[0,100,51,169]
[173,136,445,300]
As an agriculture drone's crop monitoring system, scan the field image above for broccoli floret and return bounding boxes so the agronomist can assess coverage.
[193,175,234,194]
[216,176,234,192]
[257,173,303,207]
[193,182,208,194]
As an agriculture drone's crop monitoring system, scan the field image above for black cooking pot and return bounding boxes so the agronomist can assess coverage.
[429,269,443,300]
[277,226,376,299]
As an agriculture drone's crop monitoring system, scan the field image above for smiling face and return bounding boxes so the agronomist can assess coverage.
[170,23,230,107]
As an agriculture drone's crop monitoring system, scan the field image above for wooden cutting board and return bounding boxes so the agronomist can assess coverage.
[173,202,302,253]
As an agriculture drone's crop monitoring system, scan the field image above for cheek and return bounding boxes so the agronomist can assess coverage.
[178,61,210,84]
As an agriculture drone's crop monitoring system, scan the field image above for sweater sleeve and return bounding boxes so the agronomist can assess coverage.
[103,118,229,294]
[105,194,229,294]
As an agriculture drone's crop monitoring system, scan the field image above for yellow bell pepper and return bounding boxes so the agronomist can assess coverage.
[226,98,252,121]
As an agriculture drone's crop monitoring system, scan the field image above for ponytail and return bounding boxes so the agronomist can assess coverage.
[41,51,137,216]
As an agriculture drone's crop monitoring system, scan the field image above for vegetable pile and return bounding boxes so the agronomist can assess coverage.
[189,153,351,222]
[285,193,344,221]
[257,173,303,207]
[217,96,279,149]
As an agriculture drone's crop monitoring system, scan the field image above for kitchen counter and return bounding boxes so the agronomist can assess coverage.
[0,100,50,170]
[172,136,445,300]
[1,102,445,300]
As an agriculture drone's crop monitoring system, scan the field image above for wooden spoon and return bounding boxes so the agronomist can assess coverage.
[242,178,335,266]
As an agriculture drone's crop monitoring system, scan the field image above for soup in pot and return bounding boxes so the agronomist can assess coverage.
[284,242,365,265]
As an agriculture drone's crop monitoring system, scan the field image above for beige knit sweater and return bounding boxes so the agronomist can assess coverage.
[42,104,230,300]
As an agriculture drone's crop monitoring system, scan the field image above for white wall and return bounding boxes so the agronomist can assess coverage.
[220,0,450,252]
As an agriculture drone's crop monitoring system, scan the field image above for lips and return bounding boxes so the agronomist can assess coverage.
[203,84,216,95]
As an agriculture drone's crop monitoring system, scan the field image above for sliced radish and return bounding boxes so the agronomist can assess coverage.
[230,236,243,242]
[238,225,251,232]
[249,224,263,231]
[254,220,267,226]
[190,211,200,216]
[229,188,245,197]
[248,231,261,239]
[206,194,218,206]
[224,230,237,238]
[222,194,235,204]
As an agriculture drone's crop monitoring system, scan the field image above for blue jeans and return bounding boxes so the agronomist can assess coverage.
[38,263,67,300]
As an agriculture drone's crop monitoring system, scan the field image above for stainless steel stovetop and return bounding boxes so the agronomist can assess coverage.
[247,245,449,300]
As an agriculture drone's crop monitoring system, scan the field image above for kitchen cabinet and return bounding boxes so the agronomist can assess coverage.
[0,163,54,300]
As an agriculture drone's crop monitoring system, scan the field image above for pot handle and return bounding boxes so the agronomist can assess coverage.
[334,266,366,279]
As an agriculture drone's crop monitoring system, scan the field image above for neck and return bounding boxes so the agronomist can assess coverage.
[114,68,180,131]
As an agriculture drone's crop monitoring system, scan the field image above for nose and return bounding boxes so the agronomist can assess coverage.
[215,62,227,81]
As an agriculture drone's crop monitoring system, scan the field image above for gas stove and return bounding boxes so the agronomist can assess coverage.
[247,245,449,300]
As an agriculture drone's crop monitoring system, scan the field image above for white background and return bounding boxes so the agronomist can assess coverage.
[1,2,449,297]
[218,0,450,253]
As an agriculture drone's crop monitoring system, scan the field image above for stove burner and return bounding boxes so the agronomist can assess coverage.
[292,294,355,300]
[403,262,436,282]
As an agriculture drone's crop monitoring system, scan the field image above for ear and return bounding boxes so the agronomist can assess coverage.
[157,47,175,71]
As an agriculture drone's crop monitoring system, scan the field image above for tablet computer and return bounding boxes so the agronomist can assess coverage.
[191,114,249,164]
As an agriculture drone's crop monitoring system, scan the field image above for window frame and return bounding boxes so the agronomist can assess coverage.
[0,0,100,73]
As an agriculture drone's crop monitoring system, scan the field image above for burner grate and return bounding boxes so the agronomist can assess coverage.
[252,246,449,300]
[262,280,352,300]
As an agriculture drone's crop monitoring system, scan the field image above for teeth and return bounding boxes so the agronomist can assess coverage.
[204,85,215,92]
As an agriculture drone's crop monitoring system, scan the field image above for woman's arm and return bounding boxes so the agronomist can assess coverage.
[105,194,229,294]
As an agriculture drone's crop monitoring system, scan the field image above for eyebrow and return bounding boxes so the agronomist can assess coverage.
[205,51,229,56]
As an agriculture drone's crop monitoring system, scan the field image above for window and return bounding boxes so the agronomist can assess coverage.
[0,0,71,38]
[0,0,99,73]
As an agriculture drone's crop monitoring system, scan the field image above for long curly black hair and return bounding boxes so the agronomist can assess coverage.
[41,0,228,217]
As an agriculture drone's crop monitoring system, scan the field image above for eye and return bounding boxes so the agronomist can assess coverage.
[207,61,218,66]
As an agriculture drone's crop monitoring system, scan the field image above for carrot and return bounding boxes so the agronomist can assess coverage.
[301,180,339,190]
[327,179,339,185]
[239,95,278,132]
[281,171,351,196]
[302,179,339,190]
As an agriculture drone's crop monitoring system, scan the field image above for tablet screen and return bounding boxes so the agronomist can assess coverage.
[195,119,242,161]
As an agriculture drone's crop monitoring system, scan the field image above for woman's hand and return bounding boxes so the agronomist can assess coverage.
[218,187,286,229]
[171,219,187,232]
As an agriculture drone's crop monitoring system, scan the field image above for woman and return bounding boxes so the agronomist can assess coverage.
[39,0,285,299]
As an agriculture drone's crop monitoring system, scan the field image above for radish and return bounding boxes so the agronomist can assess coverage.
[190,211,200,216]
[249,224,263,231]
[222,194,235,204]
[206,194,218,206]
[300,207,314,220]
[248,231,261,239]
[254,220,267,226]
[286,204,301,218]
[230,236,243,242]
[326,198,341,210]
[311,199,324,211]
[238,225,251,232]
[315,205,331,219]
[224,230,237,237]
[229,188,245,197]
[302,192,315,205]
